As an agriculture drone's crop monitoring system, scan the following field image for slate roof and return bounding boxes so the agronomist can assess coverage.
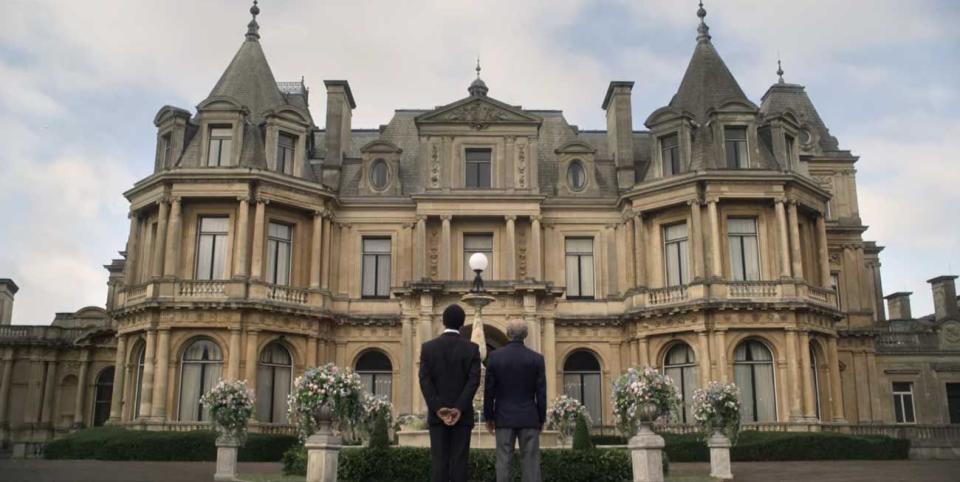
[208,37,286,122]
[760,81,842,154]
[670,40,754,122]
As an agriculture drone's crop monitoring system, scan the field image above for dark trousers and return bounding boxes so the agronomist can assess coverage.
[495,427,541,482]
[429,424,472,482]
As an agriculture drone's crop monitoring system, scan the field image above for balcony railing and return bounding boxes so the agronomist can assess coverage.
[728,281,780,298]
[623,279,838,312]
[177,280,226,298]
[647,285,688,305]
[0,325,87,344]
[267,285,309,305]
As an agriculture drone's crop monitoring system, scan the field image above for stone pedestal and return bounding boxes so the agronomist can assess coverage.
[214,434,241,482]
[628,423,665,482]
[708,431,733,480]
[305,427,342,482]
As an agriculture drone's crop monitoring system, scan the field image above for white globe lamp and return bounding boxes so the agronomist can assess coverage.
[469,252,488,292]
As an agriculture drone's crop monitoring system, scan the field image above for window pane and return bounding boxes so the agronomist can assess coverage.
[665,223,688,241]
[903,394,916,423]
[580,255,595,297]
[729,236,746,281]
[742,234,760,281]
[465,148,492,188]
[268,223,291,240]
[266,239,278,283]
[362,254,377,296]
[465,234,494,250]
[208,140,221,167]
[363,238,391,254]
[678,239,690,284]
[377,254,391,296]
[665,243,681,286]
[728,218,756,234]
[371,161,388,189]
[201,217,229,233]
[565,237,593,254]
[894,394,905,423]
[211,235,226,280]
[276,241,290,285]
[196,235,214,280]
[565,255,580,297]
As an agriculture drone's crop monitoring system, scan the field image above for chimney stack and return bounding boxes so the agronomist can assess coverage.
[884,291,913,320]
[927,275,959,323]
[322,80,356,187]
[0,278,18,325]
[603,81,636,189]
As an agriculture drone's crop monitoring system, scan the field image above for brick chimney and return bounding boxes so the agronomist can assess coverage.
[603,81,636,188]
[884,291,913,320]
[927,275,959,322]
[0,278,18,325]
[322,80,356,187]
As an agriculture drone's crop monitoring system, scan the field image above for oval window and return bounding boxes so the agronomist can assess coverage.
[370,160,388,190]
[567,160,586,191]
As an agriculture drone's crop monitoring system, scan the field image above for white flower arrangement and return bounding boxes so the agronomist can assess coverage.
[691,381,742,439]
[612,366,680,437]
[547,395,590,445]
[200,379,255,442]
[287,363,365,440]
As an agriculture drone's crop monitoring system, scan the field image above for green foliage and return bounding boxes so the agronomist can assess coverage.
[368,413,390,450]
[572,414,594,451]
[43,427,297,462]
[662,431,910,462]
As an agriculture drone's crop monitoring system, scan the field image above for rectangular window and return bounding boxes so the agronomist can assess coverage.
[158,133,172,169]
[660,133,681,176]
[463,234,494,280]
[728,218,760,281]
[947,383,960,424]
[266,222,292,286]
[195,217,229,280]
[663,223,690,286]
[207,126,233,167]
[724,126,749,168]
[784,133,796,165]
[831,273,842,309]
[465,148,492,188]
[893,382,916,424]
[361,238,391,298]
[276,132,296,175]
[565,237,595,299]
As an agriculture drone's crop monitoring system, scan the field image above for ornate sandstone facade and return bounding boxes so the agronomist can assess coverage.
[2,2,959,458]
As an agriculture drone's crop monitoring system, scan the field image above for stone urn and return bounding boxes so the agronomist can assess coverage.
[628,402,665,482]
[305,406,342,482]
[707,430,733,480]
[214,432,243,482]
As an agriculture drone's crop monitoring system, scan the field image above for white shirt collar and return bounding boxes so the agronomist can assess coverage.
[442,329,461,335]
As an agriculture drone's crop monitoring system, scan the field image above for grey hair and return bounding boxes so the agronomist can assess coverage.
[506,319,528,341]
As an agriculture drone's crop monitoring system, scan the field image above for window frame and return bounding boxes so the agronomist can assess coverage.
[660,132,681,176]
[663,222,690,287]
[194,216,230,281]
[276,131,296,175]
[463,233,495,281]
[893,382,917,424]
[564,236,595,300]
[158,132,173,170]
[464,147,493,189]
[177,339,224,422]
[724,125,749,169]
[266,221,293,286]
[361,237,392,299]
[727,217,761,281]
[567,160,587,191]
[662,343,698,423]
[370,159,389,191]
[206,125,233,167]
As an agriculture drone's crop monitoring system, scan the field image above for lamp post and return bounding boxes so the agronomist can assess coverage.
[461,253,495,425]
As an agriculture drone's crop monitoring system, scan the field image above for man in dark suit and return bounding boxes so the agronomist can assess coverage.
[483,319,546,482]
[419,304,482,482]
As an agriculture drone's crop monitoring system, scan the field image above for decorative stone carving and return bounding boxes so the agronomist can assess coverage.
[517,231,528,278]
[517,143,527,188]
[430,144,440,188]
[440,101,510,130]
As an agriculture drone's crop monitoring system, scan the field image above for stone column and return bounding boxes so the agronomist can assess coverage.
[307,336,318,368]
[866,350,882,422]
[523,294,540,352]
[543,317,557,401]
[400,317,414,414]
[250,197,268,280]
[634,213,646,287]
[707,432,733,479]
[707,200,722,279]
[244,330,259,393]
[137,329,156,419]
[689,200,705,280]
[440,215,452,279]
[787,201,803,279]
[697,330,711,387]
[26,356,44,424]
[605,224,619,294]
[799,331,816,420]
[414,215,427,280]
[162,196,182,277]
[40,359,58,425]
[74,350,91,427]
[827,337,846,422]
[227,328,241,380]
[310,211,324,288]
[124,213,140,282]
[530,215,542,280]
[109,335,127,422]
[816,214,831,288]
[321,215,332,289]
[505,215,517,280]
[150,329,170,420]
[233,196,251,277]
[0,350,13,427]
[714,330,728,383]
[784,329,802,421]
[775,199,791,278]
[152,199,169,278]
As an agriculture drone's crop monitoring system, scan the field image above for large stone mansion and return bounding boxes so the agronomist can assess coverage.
[2,2,958,458]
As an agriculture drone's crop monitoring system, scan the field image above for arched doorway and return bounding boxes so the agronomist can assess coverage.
[178,338,223,422]
[356,350,393,400]
[93,367,114,427]
[662,343,698,424]
[734,340,777,422]
[256,342,293,424]
[563,350,602,426]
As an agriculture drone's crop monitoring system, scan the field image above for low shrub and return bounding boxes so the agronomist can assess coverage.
[663,430,910,462]
[572,414,593,451]
[44,427,297,462]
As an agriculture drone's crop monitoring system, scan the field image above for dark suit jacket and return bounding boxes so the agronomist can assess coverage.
[483,340,547,429]
[419,332,482,427]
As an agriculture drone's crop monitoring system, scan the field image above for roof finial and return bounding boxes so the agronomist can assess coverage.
[246,0,261,40]
[776,55,785,84]
[696,1,711,43]
[476,57,482,78]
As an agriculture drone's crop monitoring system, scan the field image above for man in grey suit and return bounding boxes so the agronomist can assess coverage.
[483,319,546,482]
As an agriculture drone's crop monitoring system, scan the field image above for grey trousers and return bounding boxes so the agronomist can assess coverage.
[495,427,541,482]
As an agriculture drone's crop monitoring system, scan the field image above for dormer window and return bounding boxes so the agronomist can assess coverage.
[207,126,233,167]
[276,132,296,175]
[158,133,172,170]
[724,126,748,168]
[784,133,796,165]
[370,159,389,190]
[567,160,586,191]
[465,148,492,188]
[660,133,681,176]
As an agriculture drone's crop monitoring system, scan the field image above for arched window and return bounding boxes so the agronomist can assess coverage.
[356,350,392,400]
[663,344,698,423]
[132,342,146,419]
[256,343,293,424]
[370,159,389,190]
[567,160,586,191]
[178,339,223,422]
[563,350,602,426]
[93,367,114,427]
[734,340,777,422]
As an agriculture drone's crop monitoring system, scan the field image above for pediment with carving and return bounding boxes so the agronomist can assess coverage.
[416,97,542,130]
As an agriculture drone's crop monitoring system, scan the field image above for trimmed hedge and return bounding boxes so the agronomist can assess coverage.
[284,446,636,482]
[44,427,298,462]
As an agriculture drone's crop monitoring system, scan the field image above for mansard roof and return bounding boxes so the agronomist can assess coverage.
[760,80,842,154]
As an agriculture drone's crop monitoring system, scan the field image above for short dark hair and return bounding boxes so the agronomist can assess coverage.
[442,304,466,330]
